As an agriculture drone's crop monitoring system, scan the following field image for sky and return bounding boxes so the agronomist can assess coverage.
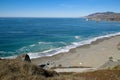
[0,0,120,17]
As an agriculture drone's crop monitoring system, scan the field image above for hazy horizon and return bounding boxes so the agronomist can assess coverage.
[0,0,120,17]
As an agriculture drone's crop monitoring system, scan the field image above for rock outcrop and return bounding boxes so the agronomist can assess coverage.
[99,57,120,69]
[24,54,31,62]
[16,54,31,62]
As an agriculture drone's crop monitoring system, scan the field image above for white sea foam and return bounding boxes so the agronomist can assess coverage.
[75,36,80,39]
[27,32,120,59]
[71,32,120,47]
[2,32,120,59]
[38,42,47,44]
[38,41,67,45]
[58,42,67,45]
[2,55,17,59]
[27,48,69,59]
[30,44,35,47]
[0,51,17,59]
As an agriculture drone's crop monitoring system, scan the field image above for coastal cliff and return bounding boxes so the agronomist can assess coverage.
[86,12,120,21]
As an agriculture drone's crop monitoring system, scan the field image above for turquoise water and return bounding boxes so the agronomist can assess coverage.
[0,18,120,58]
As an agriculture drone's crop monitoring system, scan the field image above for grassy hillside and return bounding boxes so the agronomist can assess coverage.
[56,69,120,80]
[0,58,120,80]
[0,58,58,80]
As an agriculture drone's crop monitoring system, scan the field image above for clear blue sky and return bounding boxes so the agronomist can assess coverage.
[0,0,120,17]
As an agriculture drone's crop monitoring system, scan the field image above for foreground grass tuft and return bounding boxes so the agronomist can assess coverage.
[0,59,57,80]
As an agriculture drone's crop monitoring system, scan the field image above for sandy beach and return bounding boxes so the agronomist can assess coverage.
[31,35,120,69]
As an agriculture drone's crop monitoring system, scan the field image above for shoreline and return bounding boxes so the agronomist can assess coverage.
[28,32,120,59]
[32,34,120,68]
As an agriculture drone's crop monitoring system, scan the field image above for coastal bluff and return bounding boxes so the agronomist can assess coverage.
[85,12,120,21]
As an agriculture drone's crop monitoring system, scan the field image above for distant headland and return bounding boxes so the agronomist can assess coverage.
[85,12,120,21]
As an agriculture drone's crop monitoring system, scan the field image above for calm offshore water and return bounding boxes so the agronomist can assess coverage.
[0,18,120,58]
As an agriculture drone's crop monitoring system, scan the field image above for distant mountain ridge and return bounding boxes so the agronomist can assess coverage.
[86,12,120,21]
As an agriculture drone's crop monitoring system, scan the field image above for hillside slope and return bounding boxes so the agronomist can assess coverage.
[0,58,120,80]
[86,12,120,21]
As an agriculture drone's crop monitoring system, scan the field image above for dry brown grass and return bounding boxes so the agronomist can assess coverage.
[50,69,120,80]
[74,70,120,80]
[0,58,120,80]
[51,66,91,69]
[0,59,58,80]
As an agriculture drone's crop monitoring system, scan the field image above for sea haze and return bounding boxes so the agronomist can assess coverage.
[0,18,120,58]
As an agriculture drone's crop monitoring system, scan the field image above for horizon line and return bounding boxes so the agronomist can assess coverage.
[0,16,84,18]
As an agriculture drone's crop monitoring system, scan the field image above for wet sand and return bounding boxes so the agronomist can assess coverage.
[32,35,120,68]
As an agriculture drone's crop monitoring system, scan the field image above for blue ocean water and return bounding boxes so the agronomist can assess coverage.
[0,18,120,58]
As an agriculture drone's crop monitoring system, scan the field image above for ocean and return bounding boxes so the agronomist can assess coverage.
[0,18,120,58]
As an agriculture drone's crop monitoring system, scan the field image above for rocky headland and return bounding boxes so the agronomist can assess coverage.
[86,12,120,21]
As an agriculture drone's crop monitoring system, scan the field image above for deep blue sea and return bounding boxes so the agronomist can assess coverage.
[0,18,120,58]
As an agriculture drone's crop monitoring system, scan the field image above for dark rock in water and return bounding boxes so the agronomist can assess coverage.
[24,54,31,62]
